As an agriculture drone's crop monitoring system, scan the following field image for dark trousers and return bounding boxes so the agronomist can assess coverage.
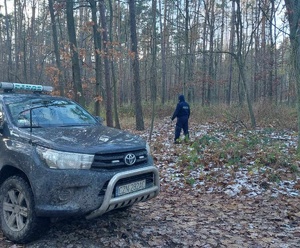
[175,116,189,141]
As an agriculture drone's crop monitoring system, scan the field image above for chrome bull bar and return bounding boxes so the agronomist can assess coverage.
[86,166,160,219]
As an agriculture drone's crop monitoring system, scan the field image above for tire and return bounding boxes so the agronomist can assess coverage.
[0,175,49,243]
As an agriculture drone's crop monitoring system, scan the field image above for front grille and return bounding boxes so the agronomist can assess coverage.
[91,149,148,169]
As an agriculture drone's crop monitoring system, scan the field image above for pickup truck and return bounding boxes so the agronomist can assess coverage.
[0,82,160,243]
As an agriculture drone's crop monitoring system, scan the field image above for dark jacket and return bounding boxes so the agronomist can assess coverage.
[171,95,190,121]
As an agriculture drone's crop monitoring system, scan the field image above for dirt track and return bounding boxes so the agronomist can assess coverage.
[1,189,299,248]
[1,120,300,248]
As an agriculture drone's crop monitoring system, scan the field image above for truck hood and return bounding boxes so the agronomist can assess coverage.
[14,124,146,153]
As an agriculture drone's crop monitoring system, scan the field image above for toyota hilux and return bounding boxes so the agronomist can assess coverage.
[0,82,160,243]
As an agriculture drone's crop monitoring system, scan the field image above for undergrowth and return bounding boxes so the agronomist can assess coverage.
[177,129,299,186]
[94,101,299,186]
[96,101,298,131]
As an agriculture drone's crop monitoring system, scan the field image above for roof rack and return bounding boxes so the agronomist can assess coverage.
[0,82,53,93]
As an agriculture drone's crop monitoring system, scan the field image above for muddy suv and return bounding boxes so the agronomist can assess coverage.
[0,82,160,243]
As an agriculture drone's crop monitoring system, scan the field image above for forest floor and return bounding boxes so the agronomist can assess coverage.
[1,118,300,248]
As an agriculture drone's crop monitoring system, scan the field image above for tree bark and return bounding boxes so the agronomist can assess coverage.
[99,0,113,127]
[202,2,208,106]
[149,0,157,141]
[159,0,167,105]
[66,1,84,105]
[88,0,102,116]
[108,0,121,129]
[284,0,300,152]
[208,0,215,105]
[49,0,64,95]
[4,0,12,81]
[235,0,256,128]
[129,0,144,131]
[29,1,36,83]
[268,0,275,101]
[14,0,20,82]
[183,0,189,96]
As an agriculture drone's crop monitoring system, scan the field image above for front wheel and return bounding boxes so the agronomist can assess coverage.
[0,175,49,243]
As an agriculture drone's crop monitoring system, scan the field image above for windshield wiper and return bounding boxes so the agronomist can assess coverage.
[19,125,44,128]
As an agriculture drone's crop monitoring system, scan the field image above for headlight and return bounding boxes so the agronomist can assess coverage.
[37,147,94,169]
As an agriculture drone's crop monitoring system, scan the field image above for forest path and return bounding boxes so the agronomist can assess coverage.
[1,118,299,248]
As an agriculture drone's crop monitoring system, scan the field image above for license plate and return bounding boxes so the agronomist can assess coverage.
[116,180,146,196]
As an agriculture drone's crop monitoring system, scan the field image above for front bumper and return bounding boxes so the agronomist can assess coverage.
[33,163,159,218]
[86,166,160,219]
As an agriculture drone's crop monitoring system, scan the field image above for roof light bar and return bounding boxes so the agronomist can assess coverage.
[0,82,53,92]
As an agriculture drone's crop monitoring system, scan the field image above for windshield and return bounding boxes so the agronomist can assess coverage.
[6,98,97,128]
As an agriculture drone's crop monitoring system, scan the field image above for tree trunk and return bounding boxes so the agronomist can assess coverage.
[261,0,267,98]
[268,0,275,101]
[129,0,144,131]
[218,0,225,104]
[108,0,121,129]
[99,0,113,127]
[149,0,157,141]
[227,0,235,105]
[88,0,102,116]
[284,0,300,152]
[4,0,12,81]
[235,0,256,128]
[29,1,36,83]
[66,1,84,105]
[208,0,215,105]
[159,0,167,105]
[202,2,208,106]
[253,2,260,103]
[14,0,20,82]
[183,0,189,96]
[49,0,64,95]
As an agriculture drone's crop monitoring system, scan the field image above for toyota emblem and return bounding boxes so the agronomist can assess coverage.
[124,153,136,166]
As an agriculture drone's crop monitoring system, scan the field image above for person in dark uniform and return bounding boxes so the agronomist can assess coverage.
[171,94,190,143]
